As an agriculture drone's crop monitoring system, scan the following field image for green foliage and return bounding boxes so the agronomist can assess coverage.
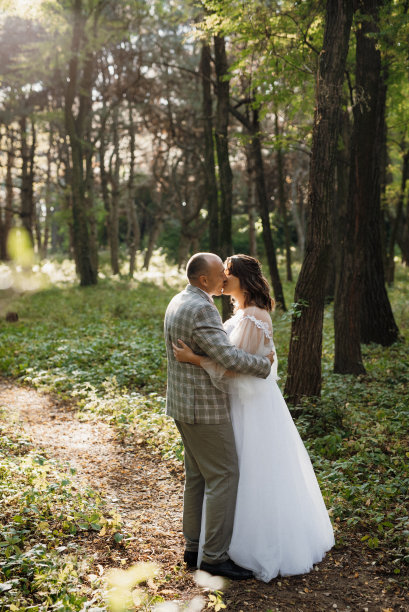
[0,279,177,396]
[196,0,321,144]
[0,421,124,610]
[74,379,183,463]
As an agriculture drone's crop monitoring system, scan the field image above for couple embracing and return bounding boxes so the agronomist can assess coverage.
[164,253,334,582]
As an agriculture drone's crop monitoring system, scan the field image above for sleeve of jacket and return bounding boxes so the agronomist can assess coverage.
[192,303,271,378]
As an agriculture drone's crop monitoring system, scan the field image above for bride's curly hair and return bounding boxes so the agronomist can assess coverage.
[225,254,275,312]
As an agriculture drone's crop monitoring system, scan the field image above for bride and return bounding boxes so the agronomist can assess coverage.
[173,254,334,582]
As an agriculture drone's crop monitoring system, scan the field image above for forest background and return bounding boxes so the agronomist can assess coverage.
[0,0,408,610]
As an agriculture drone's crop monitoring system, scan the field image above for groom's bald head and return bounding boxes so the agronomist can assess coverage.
[186,252,226,296]
[187,253,219,281]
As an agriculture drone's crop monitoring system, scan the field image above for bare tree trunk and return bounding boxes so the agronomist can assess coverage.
[275,112,292,282]
[64,0,98,286]
[143,216,163,270]
[334,102,366,374]
[40,128,53,258]
[386,149,409,285]
[177,232,192,270]
[20,116,36,244]
[127,100,140,278]
[0,129,14,260]
[290,177,306,257]
[285,0,353,403]
[201,42,219,253]
[245,146,258,257]
[399,190,409,264]
[62,149,76,263]
[355,3,399,346]
[99,99,110,246]
[228,97,285,308]
[329,109,351,306]
[109,105,120,275]
[214,35,233,321]
[250,108,286,310]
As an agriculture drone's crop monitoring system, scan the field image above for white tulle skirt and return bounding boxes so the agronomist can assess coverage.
[223,372,335,582]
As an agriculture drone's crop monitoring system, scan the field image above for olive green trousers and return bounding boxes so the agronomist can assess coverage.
[175,420,239,564]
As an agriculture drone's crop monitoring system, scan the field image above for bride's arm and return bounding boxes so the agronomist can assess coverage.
[173,338,274,372]
[172,340,235,376]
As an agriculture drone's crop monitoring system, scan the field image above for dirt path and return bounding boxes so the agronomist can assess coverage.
[0,379,407,612]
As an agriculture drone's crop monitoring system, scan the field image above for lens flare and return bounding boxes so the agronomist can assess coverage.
[0,0,44,18]
[7,227,35,268]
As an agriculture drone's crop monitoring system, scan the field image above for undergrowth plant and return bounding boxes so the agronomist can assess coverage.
[0,419,123,610]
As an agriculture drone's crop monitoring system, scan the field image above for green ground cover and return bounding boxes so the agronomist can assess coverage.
[0,418,121,610]
[0,259,408,609]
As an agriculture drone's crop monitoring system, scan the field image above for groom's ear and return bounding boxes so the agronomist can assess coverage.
[199,274,208,288]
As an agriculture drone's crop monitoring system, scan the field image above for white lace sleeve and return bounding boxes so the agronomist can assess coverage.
[200,307,278,393]
[230,307,279,382]
[201,358,229,393]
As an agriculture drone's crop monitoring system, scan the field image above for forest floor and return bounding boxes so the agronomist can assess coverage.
[1,378,408,612]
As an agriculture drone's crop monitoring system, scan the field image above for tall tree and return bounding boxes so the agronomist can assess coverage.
[248,106,286,310]
[274,110,292,282]
[285,0,354,403]
[64,0,99,286]
[353,0,399,346]
[228,100,287,310]
[386,147,409,285]
[200,42,219,253]
[214,34,233,320]
[333,102,366,374]
[19,115,36,244]
[0,127,14,260]
[127,98,141,278]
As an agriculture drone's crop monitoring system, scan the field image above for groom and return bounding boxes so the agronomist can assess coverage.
[164,252,273,580]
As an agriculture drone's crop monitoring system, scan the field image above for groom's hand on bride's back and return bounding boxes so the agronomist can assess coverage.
[267,351,275,364]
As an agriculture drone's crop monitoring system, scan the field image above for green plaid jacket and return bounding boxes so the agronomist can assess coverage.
[164,284,271,424]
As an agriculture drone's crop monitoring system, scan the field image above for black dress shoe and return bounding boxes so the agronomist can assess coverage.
[200,559,253,580]
[184,550,198,569]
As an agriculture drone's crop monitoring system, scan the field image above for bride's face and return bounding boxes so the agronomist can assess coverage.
[223,267,241,297]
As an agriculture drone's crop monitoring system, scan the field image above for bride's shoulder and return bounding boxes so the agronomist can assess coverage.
[242,305,272,322]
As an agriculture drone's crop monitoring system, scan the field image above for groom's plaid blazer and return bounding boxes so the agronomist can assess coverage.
[164,284,271,424]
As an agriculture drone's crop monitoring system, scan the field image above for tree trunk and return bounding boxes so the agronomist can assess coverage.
[127,99,140,278]
[275,112,292,282]
[201,42,219,253]
[285,0,354,403]
[99,101,110,244]
[214,35,233,321]
[386,149,409,284]
[399,189,409,265]
[330,109,351,312]
[20,116,35,245]
[62,148,76,263]
[64,0,97,286]
[109,105,120,275]
[354,1,399,346]
[228,96,285,308]
[290,177,306,257]
[0,129,14,260]
[245,146,258,257]
[143,216,163,270]
[334,103,366,374]
[250,108,286,310]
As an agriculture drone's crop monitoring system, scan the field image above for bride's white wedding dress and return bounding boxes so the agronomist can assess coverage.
[199,306,335,583]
